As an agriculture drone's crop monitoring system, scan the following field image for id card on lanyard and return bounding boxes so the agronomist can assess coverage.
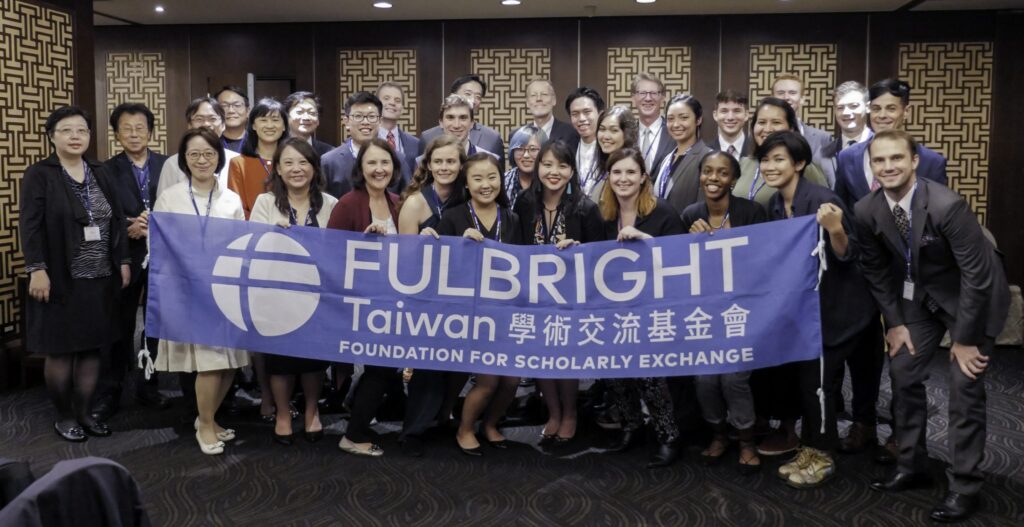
[469,202,501,242]
[748,166,767,201]
[900,184,918,301]
[66,162,101,241]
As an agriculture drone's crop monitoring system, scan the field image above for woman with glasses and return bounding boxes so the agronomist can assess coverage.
[152,128,248,455]
[21,106,130,442]
[503,125,547,209]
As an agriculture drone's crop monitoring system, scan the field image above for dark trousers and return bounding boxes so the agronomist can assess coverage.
[97,271,158,398]
[799,324,875,452]
[346,365,397,443]
[607,377,679,444]
[892,311,990,495]
[752,362,801,421]
[842,319,885,424]
[400,369,448,440]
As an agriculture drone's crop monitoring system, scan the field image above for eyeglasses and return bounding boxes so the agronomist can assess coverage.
[633,90,663,99]
[54,128,90,137]
[221,102,246,111]
[515,146,541,157]
[348,113,380,123]
[185,150,218,162]
[190,116,222,126]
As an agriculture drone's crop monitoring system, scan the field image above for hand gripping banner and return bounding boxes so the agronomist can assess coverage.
[146,212,823,379]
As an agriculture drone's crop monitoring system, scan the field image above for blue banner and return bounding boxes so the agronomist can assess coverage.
[146,212,822,378]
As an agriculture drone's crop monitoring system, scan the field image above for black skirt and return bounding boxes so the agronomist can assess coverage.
[27,276,119,355]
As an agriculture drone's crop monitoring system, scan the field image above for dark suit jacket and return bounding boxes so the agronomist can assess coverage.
[709,133,754,159]
[853,178,1010,344]
[768,177,876,346]
[321,141,408,199]
[650,124,676,176]
[602,199,685,240]
[680,196,766,231]
[396,129,420,188]
[548,118,580,152]
[513,193,605,245]
[421,121,506,172]
[663,140,714,216]
[103,150,168,282]
[311,139,335,158]
[835,140,948,211]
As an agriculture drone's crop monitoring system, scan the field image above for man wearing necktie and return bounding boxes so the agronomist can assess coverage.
[853,129,1009,523]
[630,73,674,174]
[710,90,752,161]
[376,82,420,189]
[814,81,872,190]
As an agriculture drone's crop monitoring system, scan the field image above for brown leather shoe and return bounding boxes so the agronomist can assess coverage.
[839,422,877,454]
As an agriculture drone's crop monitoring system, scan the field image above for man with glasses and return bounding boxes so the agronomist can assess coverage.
[631,73,675,174]
[91,103,170,423]
[514,79,578,151]
[155,97,239,198]
[214,86,250,153]
[419,74,505,172]
[323,91,405,198]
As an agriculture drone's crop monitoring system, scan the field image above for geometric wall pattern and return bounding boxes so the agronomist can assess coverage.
[898,41,992,224]
[606,47,692,108]
[338,49,417,142]
[103,52,168,160]
[749,44,838,130]
[0,0,75,338]
[470,48,550,143]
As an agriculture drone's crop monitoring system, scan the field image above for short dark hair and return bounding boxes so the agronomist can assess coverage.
[564,86,606,115]
[459,153,508,208]
[45,105,92,139]
[869,78,912,106]
[283,91,321,114]
[351,138,401,190]
[269,137,325,217]
[868,129,919,158]
[715,90,748,108]
[754,130,812,177]
[752,97,799,137]
[344,91,383,116]
[185,97,224,123]
[698,150,742,183]
[177,127,226,176]
[241,97,288,157]
[450,74,487,98]
[214,85,250,108]
[109,103,155,133]
[666,93,704,134]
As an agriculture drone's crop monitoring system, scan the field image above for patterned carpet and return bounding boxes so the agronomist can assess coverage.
[2,349,1023,526]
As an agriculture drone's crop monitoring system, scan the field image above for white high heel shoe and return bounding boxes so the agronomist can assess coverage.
[196,431,225,455]
[194,417,236,441]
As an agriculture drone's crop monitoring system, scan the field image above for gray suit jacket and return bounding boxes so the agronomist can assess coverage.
[853,178,1009,344]
[800,121,833,157]
[662,140,714,215]
[420,121,505,172]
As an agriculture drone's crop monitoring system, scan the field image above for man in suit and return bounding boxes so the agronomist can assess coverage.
[815,81,872,189]
[856,129,1008,523]
[154,97,240,199]
[322,91,404,198]
[773,74,832,156]
[709,90,753,161]
[283,91,334,157]
[214,86,249,153]
[375,82,420,187]
[835,78,947,210]
[631,72,674,174]
[419,74,505,171]
[93,103,170,422]
[565,86,606,189]
[513,79,578,152]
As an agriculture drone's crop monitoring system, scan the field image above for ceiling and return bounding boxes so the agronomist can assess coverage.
[93,0,1024,26]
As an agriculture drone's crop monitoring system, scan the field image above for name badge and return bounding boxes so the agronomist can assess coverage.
[902,280,915,301]
[84,225,101,241]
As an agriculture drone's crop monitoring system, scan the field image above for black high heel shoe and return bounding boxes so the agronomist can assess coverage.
[538,433,557,447]
[273,431,295,446]
[304,430,324,443]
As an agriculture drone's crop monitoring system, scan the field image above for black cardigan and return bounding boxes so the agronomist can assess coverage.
[513,193,605,245]
[437,202,523,245]
[20,154,129,302]
[680,195,767,231]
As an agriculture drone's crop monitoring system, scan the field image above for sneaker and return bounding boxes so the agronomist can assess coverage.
[777,447,814,480]
[785,449,835,489]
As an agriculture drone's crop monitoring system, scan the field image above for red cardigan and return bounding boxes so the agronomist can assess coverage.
[326,188,399,232]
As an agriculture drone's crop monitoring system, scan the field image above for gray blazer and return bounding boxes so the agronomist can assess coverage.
[662,140,714,215]
[800,121,833,157]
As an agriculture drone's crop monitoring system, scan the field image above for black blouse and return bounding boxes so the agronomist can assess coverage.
[680,195,767,231]
[513,193,605,245]
[437,202,523,245]
[602,199,685,240]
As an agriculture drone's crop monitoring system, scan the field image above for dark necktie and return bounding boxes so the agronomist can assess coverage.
[893,204,910,243]
[727,145,737,157]
[387,131,397,150]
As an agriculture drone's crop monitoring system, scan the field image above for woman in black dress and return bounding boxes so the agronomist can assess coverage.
[437,153,523,456]
[513,140,604,445]
[20,106,130,442]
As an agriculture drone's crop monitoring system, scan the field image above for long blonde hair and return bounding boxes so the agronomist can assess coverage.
[599,147,657,221]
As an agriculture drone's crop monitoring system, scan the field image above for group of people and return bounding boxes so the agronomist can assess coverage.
[19,70,1008,523]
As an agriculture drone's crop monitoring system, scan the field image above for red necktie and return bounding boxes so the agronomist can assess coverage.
[870,178,880,192]
[387,131,397,150]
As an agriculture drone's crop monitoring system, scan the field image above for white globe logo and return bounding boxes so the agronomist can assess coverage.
[211,232,321,336]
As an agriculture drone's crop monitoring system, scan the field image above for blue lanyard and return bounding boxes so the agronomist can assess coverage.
[747,166,767,201]
[132,154,151,210]
[64,162,95,224]
[900,184,918,280]
[468,202,501,242]
[188,183,214,217]
[658,145,692,198]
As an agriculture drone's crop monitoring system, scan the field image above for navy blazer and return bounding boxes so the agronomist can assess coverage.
[396,129,420,187]
[768,177,876,346]
[548,118,580,152]
[321,140,409,199]
[103,150,167,281]
[421,122,505,173]
[853,178,1009,344]
[835,140,947,211]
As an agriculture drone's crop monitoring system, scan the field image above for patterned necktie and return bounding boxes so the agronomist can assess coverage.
[727,144,737,158]
[870,178,881,192]
[642,129,652,157]
[387,130,397,150]
[893,204,910,243]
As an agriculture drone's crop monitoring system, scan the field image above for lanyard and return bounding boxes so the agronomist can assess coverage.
[188,182,214,217]
[423,183,448,219]
[899,184,918,280]
[468,202,501,242]
[657,145,692,198]
[132,155,151,210]
[258,156,273,181]
[64,162,95,224]
[712,211,731,230]
[288,205,316,226]
[540,205,562,244]
[642,128,658,164]
[747,166,767,201]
